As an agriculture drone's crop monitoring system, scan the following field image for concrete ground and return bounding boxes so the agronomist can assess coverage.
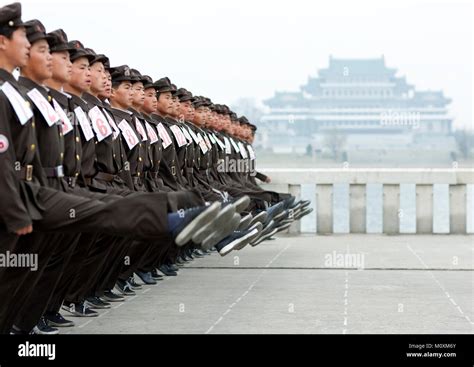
[66,234,474,334]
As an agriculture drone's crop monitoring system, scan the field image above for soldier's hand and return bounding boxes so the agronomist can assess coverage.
[265,176,272,183]
[15,225,33,236]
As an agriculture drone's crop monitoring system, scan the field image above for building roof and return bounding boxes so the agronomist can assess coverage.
[264,56,450,109]
[319,55,397,77]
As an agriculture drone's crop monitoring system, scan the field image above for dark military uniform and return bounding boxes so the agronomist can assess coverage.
[0,24,179,330]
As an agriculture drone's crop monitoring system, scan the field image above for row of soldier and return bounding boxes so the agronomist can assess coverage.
[0,3,312,335]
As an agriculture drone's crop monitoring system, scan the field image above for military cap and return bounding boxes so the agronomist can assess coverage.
[23,19,52,44]
[184,92,196,103]
[193,96,212,108]
[239,116,250,125]
[214,105,227,114]
[0,3,26,33]
[103,56,110,70]
[221,105,232,115]
[47,29,74,53]
[68,40,95,63]
[130,68,148,84]
[85,48,109,67]
[109,65,134,83]
[175,88,195,103]
[193,96,209,109]
[142,75,155,89]
[230,112,239,122]
[208,104,217,111]
[170,83,178,95]
[154,77,175,93]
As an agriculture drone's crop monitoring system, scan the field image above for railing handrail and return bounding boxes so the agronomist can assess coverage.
[257,168,474,184]
[258,168,474,172]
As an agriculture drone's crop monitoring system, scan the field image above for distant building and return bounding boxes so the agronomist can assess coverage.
[258,56,455,154]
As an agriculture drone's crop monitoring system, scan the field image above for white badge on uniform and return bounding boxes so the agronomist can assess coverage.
[102,110,120,140]
[204,134,212,150]
[223,137,232,154]
[188,127,201,145]
[238,142,248,159]
[157,123,173,149]
[118,119,140,149]
[208,133,216,144]
[230,138,240,153]
[247,145,256,160]
[180,126,193,145]
[52,99,73,136]
[169,125,187,147]
[145,121,159,144]
[74,106,95,141]
[213,133,225,150]
[197,133,208,154]
[27,88,60,127]
[88,106,112,142]
[1,81,34,125]
[135,117,148,142]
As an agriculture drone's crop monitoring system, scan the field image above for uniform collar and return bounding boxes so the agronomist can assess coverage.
[141,112,156,124]
[69,93,89,111]
[18,76,48,97]
[128,107,144,120]
[150,113,166,123]
[0,68,19,84]
[110,106,133,120]
[48,87,70,107]
[81,92,103,107]
[164,116,179,125]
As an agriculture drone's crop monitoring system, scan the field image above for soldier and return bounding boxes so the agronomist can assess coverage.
[0,3,238,334]
[0,2,316,334]
[12,19,84,334]
[201,104,313,247]
[152,77,189,191]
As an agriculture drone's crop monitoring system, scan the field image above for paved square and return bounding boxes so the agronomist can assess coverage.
[66,234,474,334]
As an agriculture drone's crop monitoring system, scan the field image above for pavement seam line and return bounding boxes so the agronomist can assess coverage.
[342,257,350,335]
[78,319,93,329]
[204,242,291,334]
[407,244,473,326]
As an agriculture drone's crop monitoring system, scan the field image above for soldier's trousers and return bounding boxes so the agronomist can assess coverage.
[13,232,81,332]
[13,182,124,331]
[117,188,206,280]
[23,184,125,326]
[0,184,169,333]
[28,185,168,238]
[47,233,98,313]
[0,232,44,334]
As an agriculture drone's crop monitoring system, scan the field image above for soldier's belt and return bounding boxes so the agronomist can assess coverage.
[16,165,34,181]
[95,171,115,183]
[43,165,64,178]
[171,166,177,176]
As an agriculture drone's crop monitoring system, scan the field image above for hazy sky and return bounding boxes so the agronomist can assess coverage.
[18,0,473,130]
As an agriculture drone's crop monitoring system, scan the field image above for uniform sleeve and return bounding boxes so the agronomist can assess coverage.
[255,172,269,182]
[0,96,32,232]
